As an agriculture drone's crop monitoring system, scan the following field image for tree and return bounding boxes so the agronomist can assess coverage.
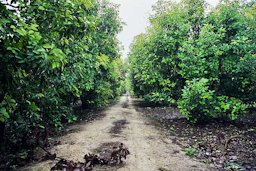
[129,0,255,122]
[0,0,123,167]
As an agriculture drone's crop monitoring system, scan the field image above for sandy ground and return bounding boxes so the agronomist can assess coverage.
[21,96,216,171]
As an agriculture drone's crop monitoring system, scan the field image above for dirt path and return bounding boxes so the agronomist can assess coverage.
[22,96,216,171]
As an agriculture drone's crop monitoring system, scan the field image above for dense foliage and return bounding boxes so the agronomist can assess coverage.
[0,0,124,165]
[129,0,256,123]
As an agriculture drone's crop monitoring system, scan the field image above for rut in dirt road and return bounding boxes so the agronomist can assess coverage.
[22,96,216,171]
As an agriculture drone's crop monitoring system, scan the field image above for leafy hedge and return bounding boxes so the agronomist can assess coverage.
[129,0,256,123]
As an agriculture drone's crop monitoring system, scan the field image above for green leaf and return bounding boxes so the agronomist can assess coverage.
[10,25,16,29]
[51,62,59,69]
[0,107,9,122]
[30,102,40,112]
[38,6,45,10]
[43,44,52,49]
[38,124,45,129]
[51,48,66,58]
[16,28,27,36]
[29,24,38,31]
[66,9,71,17]
[81,0,93,9]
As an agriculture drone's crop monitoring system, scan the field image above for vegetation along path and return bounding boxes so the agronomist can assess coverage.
[22,96,216,171]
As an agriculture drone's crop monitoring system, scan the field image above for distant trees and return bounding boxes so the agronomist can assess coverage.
[129,0,256,123]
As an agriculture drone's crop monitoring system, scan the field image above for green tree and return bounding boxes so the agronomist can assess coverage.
[0,0,123,167]
[129,0,255,123]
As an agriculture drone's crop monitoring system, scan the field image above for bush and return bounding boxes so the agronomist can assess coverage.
[178,78,215,123]
[178,78,248,123]
[144,92,175,105]
[215,96,247,121]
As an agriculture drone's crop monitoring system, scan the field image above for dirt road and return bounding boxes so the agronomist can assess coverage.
[22,96,215,171]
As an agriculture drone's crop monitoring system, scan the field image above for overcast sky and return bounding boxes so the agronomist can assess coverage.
[110,0,220,58]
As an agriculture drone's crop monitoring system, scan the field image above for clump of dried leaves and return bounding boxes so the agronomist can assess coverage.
[50,143,130,171]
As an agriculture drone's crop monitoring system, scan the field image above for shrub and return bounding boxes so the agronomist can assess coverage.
[178,78,216,123]
[178,78,248,123]
[144,92,175,105]
[215,96,247,121]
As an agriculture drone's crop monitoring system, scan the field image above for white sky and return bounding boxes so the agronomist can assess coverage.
[110,0,220,58]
